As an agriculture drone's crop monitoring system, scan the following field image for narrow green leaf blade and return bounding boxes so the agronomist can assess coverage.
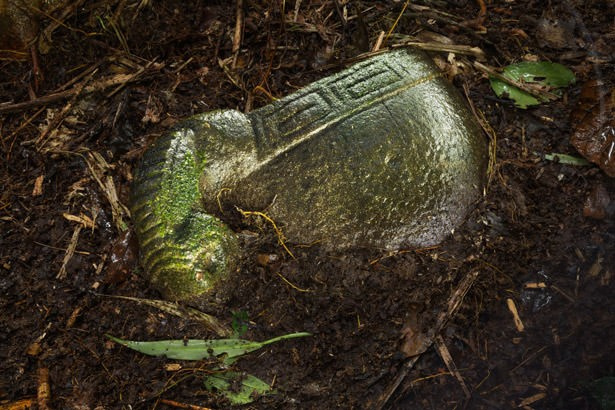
[544,153,592,166]
[106,332,310,361]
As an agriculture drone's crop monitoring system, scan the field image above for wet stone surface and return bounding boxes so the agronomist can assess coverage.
[132,49,487,298]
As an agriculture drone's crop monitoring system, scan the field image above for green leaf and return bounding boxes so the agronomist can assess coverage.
[204,371,274,405]
[106,332,310,363]
[544,153,592,166]
[489,61,575,108]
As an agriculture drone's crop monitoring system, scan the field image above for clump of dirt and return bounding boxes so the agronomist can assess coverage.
[1,1,613,409]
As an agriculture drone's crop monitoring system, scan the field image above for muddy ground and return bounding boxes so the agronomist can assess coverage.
[1,1,614,409]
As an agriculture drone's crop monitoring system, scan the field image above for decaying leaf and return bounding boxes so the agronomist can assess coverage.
[204,371,274,405]
[570,81,615,176]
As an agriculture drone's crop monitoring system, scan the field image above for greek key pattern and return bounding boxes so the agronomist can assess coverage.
[248,52,438,151]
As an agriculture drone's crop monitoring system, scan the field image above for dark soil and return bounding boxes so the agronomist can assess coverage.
[1,1,614,409]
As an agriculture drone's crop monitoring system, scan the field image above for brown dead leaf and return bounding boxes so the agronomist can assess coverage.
[570,81,615,176]
[104,229,138,285]
[583,184,611,219]
[400,305,430,357]
[141,94,162,124]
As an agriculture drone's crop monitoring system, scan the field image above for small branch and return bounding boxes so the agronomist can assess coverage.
[56,224,82,279]
[37,366,51,410]
[97,294,232,337]
[0,63,158,114]
[393,41,485,59]
[231,0,244,69]
[435,335,471,398]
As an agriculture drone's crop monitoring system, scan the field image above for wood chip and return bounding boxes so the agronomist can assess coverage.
[524,282,546,289]
[0,398,36,410]
[518,392,546,407]
[37,367,50,410]
[506,298,525,332]
[32,175,44,196]
[164,363,182,371]
[65,306,82,329]
[62,213,95,229]
[26,341,42,356]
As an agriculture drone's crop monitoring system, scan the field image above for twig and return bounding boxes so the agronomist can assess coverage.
[332,0,347,27]
[462,80,497,187]
[510,346,548,373]
[96,293,232,337]
[54,61,103,92]
[32,240,90,255]
[37,367,51,410]
[216,188,232,213]
[435,335,471,398]
[293,0,302,22]
[372,271,480,410]
[551,284,575,303]
[0,398,36,409]
[518,392,547,407]
[372,31,385,52]
[62,212,95,229]
[85,151,130,232]
[2,106,45,161]
[392,41,485,59]
[56,224,82,279]
[0,65,156,114]
[384,0,410,46]
[506,298,525,332]
[36,68,96,150]
[159,398,212,410]
[231,0,243,69]
[38,0,87,46]
[276,272,311,292]
[406,4,503,55]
